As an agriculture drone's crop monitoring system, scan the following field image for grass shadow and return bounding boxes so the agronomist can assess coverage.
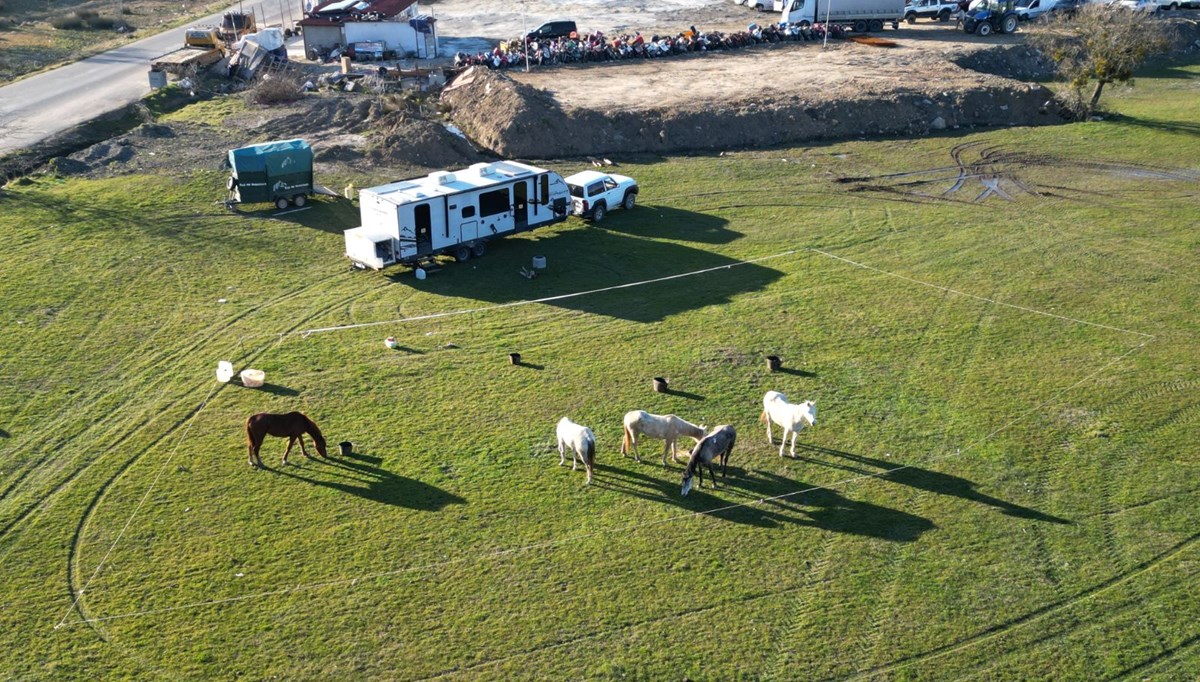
[793,443,1071,525]
[597,204,742,244]
[591,460,933,540]
[1109,113,1200,137]
[406,227,784,323]
[661,388,705,401]
[270,455,465,511]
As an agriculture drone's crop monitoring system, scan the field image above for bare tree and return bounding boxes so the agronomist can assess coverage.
[1030,4,1175,119]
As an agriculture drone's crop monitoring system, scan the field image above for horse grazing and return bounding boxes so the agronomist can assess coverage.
[245,412,327,468]
[556,417,596,485]
[681,425,736,496]
[761,391,816,457]
[621,410,706,466]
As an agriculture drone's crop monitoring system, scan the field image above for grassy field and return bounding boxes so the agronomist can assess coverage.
[1,64,1198,680]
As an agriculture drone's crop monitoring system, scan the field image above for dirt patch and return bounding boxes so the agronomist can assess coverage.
[442,41,1057,158]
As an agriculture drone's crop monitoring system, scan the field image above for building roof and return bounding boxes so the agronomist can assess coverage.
[304,0,416,21]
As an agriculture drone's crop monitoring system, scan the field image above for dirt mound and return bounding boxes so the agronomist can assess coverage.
[251,94,482,170]
[442,62,1055,159]
[953,45,1055,82]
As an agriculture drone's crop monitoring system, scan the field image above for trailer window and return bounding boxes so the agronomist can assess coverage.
[540,174,549,204]
[479,188,509,217]
[462,206,476,218]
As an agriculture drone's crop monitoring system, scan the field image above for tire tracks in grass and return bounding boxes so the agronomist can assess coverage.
[763,529,839,681]
[0,270,353,546]
[61,280,383,634]
[843,527,1200,680]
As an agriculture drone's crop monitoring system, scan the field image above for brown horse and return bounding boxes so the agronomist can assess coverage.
[245,412,328,468]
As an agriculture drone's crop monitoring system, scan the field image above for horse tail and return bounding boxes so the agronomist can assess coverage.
[621,424,631,455]
[585,436,595,468]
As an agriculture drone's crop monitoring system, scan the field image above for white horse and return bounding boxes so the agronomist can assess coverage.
[621,410,706,466]
[761,391,816,457]
[556,417,596,484]
[681,425,737,496]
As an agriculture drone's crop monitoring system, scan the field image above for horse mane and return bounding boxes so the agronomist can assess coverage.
[301,413,325,445]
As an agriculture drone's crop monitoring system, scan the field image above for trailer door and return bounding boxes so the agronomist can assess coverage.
[414,203,432,255]
[513,181,529,229]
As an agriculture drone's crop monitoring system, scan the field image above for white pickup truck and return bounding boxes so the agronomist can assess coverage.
[903,0,961,21]
[564,171,639,222]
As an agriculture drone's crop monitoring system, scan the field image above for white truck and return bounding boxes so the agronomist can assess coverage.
[564,171,639,222]
[344,161,570,270]
[781,0,905,30]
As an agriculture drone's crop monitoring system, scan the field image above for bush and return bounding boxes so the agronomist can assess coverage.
[50,14,85,30]
[75,8,97,19]
[247,76,300,105]
[88,15,115,29]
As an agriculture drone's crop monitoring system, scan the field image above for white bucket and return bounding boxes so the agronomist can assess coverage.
[216,361,234,383]
[385,336,399,349]
[240,369,265,388]
[415,267,427,280]
[532,255,547,270]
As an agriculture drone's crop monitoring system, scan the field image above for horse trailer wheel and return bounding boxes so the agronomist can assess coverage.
[591,202,606,223]
[276,197,290,210]
[622,192,637,210]
[453,246,471,262]
[853,19,869,32]
[293,194,307,207]
[976,22,992,35]
[869,18,885,31]
[1001,15,1018,32]
[470,240,486,258]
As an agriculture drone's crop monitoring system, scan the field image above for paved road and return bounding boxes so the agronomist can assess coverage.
[0,2,294,156]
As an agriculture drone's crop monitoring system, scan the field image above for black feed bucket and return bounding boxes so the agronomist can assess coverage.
[338,441,353,457]
[509,352,522,365]
[652,377,669,393]
[766,355,782,372]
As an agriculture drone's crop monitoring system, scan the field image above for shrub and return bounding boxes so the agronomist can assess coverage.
[247,76,299,105]
[88,15,115,29]
[75,8,97,19]
[50,14,85,30]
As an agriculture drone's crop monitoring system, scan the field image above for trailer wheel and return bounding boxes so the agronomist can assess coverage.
[869,18,885,31]
[853,19,869,32]
[453,246,471,262]
[293,194,307,208]
[470,240,486,258]
[276,197,290,210]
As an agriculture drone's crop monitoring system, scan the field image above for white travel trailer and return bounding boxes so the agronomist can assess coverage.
[344,161,571,270]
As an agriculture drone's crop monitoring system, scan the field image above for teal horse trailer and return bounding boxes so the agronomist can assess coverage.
[227,139,314,209]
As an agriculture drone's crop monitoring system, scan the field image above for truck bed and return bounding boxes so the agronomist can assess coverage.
[151,47,222,71]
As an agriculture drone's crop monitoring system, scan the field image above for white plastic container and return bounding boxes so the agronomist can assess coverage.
[240,369,265,388]
[385,336,399,349]
[532,255,547,270]
[415,267,427,280]
[216,361,234,383]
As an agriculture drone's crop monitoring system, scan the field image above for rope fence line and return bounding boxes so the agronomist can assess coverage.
[54,335,1151,628]
[809,248,1155,339]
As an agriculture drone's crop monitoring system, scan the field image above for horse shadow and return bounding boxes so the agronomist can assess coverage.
[407,228,785,323]
[270,455,465,511]
[591,461,933,541]
[791,443,1071,525]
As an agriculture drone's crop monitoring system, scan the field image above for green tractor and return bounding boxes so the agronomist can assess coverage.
[962,0,1020,35]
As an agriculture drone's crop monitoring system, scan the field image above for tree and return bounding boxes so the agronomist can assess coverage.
[1029,4,1175,119]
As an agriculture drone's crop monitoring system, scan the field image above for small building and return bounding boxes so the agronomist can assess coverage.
[299,0,438,61]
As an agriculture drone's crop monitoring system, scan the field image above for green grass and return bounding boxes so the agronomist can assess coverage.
[1,63,1198,680]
